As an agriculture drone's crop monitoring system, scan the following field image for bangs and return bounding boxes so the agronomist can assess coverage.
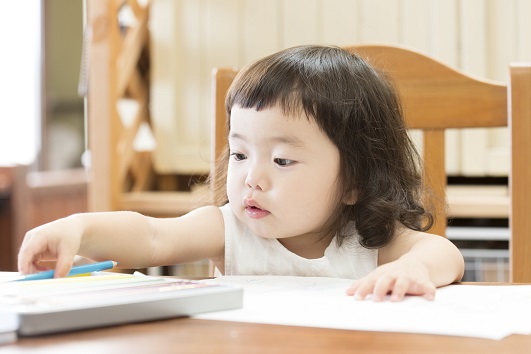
[224,46,349,122]
[226,57,309,119]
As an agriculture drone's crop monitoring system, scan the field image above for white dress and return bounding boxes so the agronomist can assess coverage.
[218,204,378,278]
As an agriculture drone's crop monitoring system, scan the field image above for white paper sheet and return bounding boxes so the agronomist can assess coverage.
[195,276,531,340]
[0,272,22,283]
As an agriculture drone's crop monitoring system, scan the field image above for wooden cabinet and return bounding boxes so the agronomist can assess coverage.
[0,166,15,270]
[0,166,88,271]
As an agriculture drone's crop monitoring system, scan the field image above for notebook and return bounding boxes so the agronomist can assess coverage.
[0,272,243,337]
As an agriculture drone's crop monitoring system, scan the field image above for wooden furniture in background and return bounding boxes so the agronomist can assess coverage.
[86,0,210,276]
[0,166,87,271]
[0,166,16,270]
[209,68,237,199]
[348,45,516,234]
[86,0,206,217]
[149,1,531,178]
[211,45,531,283]
[14,168,88,237]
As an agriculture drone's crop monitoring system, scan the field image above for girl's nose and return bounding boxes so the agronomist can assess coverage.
[245,179,263,190]
[245,165,266,191]
[245,175,264,190]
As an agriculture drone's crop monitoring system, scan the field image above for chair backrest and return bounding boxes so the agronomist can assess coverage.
[210,68,238,204]
[210,44,531,283]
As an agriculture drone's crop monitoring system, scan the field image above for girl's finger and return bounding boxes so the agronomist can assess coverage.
[390,277,411,301]
[352,278,377,300]
[372,275,395,302]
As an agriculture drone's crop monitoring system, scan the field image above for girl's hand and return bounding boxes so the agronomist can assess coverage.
[345,257,436,302]
[17,215,84,278]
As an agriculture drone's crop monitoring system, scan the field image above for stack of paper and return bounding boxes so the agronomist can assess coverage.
[196,276,531,340]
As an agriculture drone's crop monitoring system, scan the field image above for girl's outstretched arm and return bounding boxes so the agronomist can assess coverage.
[346,230,464,302]
[17,205,225,278]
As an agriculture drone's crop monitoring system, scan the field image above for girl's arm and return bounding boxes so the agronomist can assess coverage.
[17,206,225,278]
[346,230,464,302]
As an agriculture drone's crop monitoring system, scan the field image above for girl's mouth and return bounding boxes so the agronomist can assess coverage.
[245,205,270,219]
[244,200,270,219]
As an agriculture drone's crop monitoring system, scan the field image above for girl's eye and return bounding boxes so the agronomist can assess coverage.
[274,158,295,167]
[230,152,247,161]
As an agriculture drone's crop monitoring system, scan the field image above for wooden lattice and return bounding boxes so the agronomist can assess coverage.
[86,0,203,216]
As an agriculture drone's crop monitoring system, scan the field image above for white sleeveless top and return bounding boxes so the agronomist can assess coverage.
[218,204,378,278]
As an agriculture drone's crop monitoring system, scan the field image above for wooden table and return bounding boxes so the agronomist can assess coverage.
[2,316,530,353]
[3,281,530,353]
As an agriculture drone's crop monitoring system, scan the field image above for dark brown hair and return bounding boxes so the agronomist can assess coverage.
[212,45,433,249]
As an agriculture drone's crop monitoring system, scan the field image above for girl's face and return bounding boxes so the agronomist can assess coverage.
[227,105,343,246]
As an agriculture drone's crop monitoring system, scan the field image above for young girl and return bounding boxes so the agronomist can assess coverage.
[17,45,464,302]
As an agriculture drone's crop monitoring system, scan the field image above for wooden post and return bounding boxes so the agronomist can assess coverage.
[86,0,120,212]
[509,63,531,283]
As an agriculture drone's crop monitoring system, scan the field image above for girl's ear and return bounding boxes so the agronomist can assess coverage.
[343,189,358,205]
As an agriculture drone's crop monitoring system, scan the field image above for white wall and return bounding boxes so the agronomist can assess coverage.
[150,0,531,176]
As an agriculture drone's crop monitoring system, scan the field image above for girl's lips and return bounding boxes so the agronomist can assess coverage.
[245,205,270,219]
[244,199,270,219]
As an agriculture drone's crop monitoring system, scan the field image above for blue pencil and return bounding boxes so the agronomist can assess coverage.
[16,260,118,282]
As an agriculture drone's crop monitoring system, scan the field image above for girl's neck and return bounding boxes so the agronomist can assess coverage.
[277,231,335,259]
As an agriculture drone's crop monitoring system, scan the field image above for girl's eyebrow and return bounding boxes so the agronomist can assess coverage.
[228,132,245,141]
[229,132,305,147]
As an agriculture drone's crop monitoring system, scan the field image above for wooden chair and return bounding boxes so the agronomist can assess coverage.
[210,44,531,283]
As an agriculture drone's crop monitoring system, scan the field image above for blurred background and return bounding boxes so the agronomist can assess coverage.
[0,0,530,280]
[0,0,84,170]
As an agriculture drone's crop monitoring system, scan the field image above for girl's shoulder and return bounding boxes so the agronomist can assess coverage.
[378,227,442,264]
[218,203,245,237]
[218,203,236,225]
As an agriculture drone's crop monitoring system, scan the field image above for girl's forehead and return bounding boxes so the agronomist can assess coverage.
[230,105,312,130]
[229,106,336,149]
[230,104,313,125]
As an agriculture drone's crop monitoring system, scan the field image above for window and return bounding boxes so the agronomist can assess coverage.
[0,2,41,166]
